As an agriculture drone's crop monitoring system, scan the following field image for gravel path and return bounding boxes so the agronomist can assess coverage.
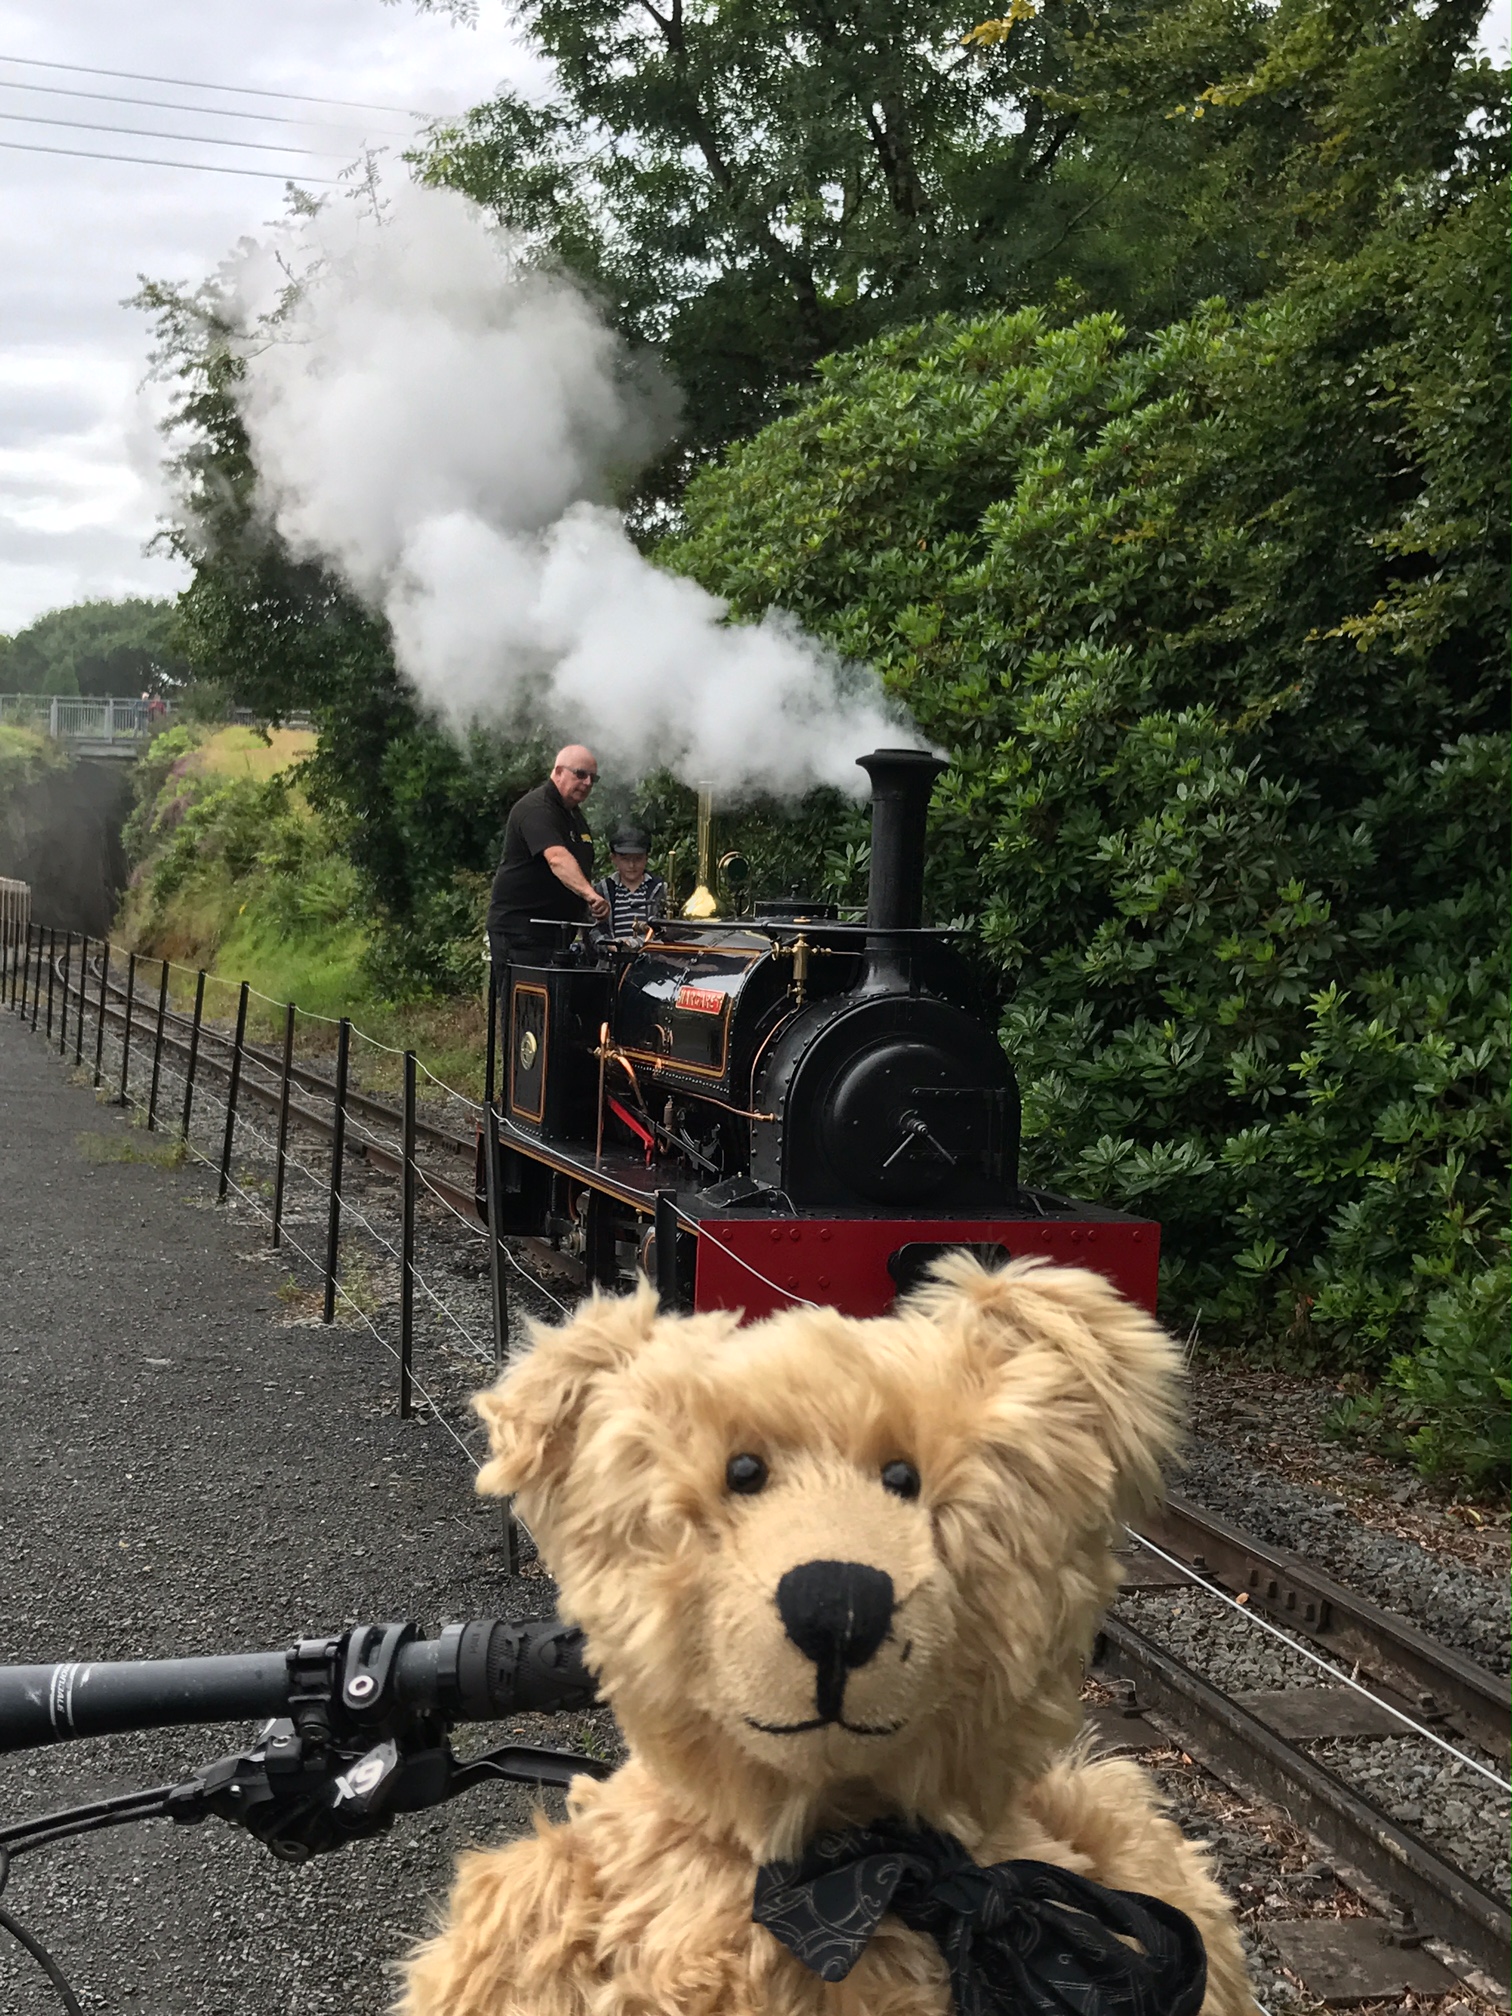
[0,1010,579,2015]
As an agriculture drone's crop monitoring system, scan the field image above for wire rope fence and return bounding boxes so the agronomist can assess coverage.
[0,901,844,1573]
[0,904,558,1567]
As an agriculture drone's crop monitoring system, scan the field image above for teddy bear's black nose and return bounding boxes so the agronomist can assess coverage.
[777,1560,895,1719]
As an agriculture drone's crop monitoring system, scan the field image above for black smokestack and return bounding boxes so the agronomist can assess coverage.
[856,749,947,932]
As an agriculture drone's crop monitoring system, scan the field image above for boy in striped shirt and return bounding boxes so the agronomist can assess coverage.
[595,827,668,938]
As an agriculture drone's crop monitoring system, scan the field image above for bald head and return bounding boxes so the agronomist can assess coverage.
[550,744,599,809]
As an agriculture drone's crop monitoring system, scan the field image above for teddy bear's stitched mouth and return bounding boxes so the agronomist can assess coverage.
[742,1714,907,1737]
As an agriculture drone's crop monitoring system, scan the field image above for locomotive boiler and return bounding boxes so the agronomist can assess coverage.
[485,749,1159,1319]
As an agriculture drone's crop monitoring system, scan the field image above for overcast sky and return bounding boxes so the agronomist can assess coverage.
[0,1,1507,641]
[0,0,540,635]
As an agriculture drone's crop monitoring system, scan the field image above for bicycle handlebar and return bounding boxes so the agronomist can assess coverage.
[0,1618,596,1755]
[0,1616,606,2011]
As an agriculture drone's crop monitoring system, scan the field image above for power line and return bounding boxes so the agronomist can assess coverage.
[0,135,339,183]
[0,76,415,139]
[0,52,424,118]
[0,106,360,157]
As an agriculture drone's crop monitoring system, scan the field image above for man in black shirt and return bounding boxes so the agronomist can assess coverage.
[487,745,609,973]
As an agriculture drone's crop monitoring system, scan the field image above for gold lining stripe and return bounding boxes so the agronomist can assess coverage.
[509,982,550,1124]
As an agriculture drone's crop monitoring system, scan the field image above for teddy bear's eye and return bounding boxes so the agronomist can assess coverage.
[881,1460,921,1500]
[726,1453,769,1495]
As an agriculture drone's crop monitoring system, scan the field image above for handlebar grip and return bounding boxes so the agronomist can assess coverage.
[0,1651,293,1755]
[446,1619,599,1721]
[0,1620,599,1756]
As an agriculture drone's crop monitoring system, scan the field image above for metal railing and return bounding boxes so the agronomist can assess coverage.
[0,877,29,952]
[0,694,163,741]
[0,905,523,1566]
[0,697,315,741]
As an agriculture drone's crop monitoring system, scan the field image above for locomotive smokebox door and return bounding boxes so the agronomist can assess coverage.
[507,962,610,1142]
[826,1041,1002,1203]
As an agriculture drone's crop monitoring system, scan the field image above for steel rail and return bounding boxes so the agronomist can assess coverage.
[60,953,483,1222]
[54,943,584,1290]
[82,952,476,1164]
[1095,1615,1510,1985]
[62,952,595,1300]
[1137,1496,1510,1762]
[77,949,668,1224]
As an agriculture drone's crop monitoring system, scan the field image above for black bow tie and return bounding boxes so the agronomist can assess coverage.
[753,1822,1208,2016]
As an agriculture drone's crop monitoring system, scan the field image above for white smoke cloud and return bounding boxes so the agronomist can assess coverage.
[223,183,909,796]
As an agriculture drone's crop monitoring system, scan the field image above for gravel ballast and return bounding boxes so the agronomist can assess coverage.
[1116,1590,1511,1918]
[1181,1435,1509,1678]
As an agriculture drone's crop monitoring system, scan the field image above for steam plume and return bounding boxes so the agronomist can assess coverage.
[225,185,909,795]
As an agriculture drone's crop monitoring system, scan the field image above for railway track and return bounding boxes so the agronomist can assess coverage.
[28,939,1512,1994]
[1100,1511,1509,1989]
[67,947,484,1218]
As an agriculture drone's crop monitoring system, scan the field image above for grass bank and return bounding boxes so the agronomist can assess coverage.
[116,723,490,1099]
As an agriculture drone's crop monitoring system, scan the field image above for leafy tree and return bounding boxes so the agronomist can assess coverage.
[410,0,1500,480]
[3,597,188,696]
[662,142,1508,1390]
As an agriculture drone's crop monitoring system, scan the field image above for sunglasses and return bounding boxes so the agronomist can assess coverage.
[564,766,598,784]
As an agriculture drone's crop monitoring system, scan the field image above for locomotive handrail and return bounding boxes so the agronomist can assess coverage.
[646,917,969,935]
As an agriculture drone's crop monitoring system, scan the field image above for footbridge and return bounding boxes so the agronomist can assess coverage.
[0,693,165,760]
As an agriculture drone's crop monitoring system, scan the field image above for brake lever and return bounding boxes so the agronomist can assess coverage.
[448,1744,614,1796]
[166,1723,612,1861]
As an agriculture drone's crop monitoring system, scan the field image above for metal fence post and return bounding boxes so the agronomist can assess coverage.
[58,930,72,1055]
[73,935,88,1068]
[18,920,30,1020]
[92,941,111,1089]
[655,1188,682,1312]
[181,970,206,1139]
[271,1002,295,1248]
[322,1018,351,1323]
[117,950,137,1102]
[484,964,498,1113]
[28,924,42,1031]
[483,1097,520,1573]
[44,927,56,1039]
[146,958,170,1130]
[483,1099,511,1365]
[399,1049,416,1420]
[217,981,249,1201]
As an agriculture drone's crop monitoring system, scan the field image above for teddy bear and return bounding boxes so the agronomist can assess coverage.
[400,1255,1254,2016]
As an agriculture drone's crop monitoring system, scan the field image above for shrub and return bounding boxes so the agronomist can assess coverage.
[1328,1265,1511,1493]
[665,192,1508,1467]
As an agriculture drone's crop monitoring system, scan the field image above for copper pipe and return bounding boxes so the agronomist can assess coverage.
[595,1020,609,1163]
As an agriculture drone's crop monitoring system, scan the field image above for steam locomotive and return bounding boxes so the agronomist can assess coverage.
[485,750,1158,1319]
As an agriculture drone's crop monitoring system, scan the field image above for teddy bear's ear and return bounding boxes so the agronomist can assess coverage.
[916,1253,1184,1516]
[473,1279,661,1505]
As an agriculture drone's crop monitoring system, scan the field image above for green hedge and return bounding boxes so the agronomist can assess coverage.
[665,196,1508,1485]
